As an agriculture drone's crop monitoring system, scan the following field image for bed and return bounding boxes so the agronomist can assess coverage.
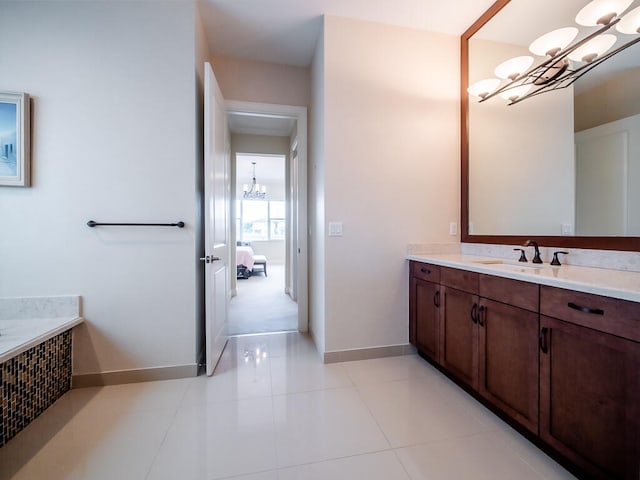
[236,245,267,278]
[236,245,255,279]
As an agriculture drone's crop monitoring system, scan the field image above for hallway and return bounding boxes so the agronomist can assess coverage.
[227,263,298,336]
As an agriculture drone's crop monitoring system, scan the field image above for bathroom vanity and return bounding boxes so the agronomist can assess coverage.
[408,255,640,480]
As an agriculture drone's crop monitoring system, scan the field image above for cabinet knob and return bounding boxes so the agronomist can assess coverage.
[470,303,478,324]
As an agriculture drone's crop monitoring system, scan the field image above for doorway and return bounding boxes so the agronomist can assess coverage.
[225,101,308,336]
[229,153,297,335]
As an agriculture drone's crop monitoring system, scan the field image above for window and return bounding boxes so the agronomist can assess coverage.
[237,200,285,242]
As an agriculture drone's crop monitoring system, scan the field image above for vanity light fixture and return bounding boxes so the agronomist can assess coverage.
[494,56,535,80]
[617,5,640,32]
[468,0,640,105]
[575,0,633,25]
[498,82,532,102]
[467,78,502,98]
[243,161,267,200]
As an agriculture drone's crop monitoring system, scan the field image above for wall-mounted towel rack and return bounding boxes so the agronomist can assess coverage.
[87,220,185,228]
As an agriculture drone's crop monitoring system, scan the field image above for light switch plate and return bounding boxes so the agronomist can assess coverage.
[328,222,343,237]
[561,223,573,235]
[449,222,458,235]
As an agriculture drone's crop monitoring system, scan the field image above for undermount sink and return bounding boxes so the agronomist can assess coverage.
[473,259,542,272]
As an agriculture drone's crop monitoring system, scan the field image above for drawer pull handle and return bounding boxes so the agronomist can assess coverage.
[433,290,440,308]
[539,327,548,354]
[420,268,431,275]
[471,303,478,324]
[567,302,604,316]
[478,305,485,327]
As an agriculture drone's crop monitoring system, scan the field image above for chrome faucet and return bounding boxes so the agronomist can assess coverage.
[524,240,543,264]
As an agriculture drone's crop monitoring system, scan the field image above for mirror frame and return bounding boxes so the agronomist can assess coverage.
[461,0,640,251]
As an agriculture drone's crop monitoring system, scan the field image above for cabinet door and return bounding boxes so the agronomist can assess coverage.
[414,278,440,363]
[440,287,478,389]
[478,299,539,434]
[539,316,640,479]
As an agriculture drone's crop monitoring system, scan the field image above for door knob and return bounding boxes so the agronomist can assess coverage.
[199,256,221,263]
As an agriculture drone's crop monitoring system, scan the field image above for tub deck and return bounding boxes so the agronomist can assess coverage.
[0,315,83,363]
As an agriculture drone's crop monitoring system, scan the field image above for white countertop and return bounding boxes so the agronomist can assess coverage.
[407,253,640,303]
[0,316,84,364]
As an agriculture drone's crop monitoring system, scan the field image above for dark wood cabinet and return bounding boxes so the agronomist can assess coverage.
[539,286,640,480]
[409,260,640,480]
[413,279,440,362]
[440,285,478,388]
[478,274,540,434]
[409,262,441,363]
[478,298,539,434]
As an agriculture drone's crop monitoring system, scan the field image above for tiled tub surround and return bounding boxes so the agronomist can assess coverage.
[0,296,83,447]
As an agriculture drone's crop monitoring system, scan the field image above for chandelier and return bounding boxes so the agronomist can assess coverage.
[468,0,640,105]
[243,161,266,200]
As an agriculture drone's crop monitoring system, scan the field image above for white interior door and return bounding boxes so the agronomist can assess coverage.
[575,129,628,235]
[204,62,230,376]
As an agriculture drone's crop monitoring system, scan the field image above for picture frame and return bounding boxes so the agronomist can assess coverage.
[0,92,31,187]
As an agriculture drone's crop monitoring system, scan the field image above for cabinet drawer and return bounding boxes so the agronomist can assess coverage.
[540,286,640,342]
[441,266,478,294]
[479,274,539,312]
[410,261,440,283]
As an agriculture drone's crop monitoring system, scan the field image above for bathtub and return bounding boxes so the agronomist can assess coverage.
[0,296,84,447]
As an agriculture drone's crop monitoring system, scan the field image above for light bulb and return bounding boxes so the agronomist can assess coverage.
[494,56,534,80]
[568,34,617,62]
[529,27,579,57]
[616,5,640,33]
[261,185,266,193]
[467,78,501,99]
[498,83,532,102]
[243,184,249,193]
[576,0,633,26]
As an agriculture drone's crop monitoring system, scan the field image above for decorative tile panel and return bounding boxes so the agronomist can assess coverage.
[0,330,72,447]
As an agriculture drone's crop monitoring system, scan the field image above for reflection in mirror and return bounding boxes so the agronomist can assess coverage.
[465,0,640,241]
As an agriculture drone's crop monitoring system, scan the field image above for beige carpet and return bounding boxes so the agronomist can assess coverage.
[227,263,298,335]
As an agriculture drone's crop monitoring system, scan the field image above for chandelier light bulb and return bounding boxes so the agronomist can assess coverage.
[568,33,617,62]
[498,83,532,102]
[494,56,534,80]
[616,5,640,33]
[467,78,501,98]
[575,0,633,26]
[529,27,579,57]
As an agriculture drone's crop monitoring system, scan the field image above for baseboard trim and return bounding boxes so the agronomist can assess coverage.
[72,364,198,388]
[323,343,416,364]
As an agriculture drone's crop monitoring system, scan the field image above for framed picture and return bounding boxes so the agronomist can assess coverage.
[0,92,30,187]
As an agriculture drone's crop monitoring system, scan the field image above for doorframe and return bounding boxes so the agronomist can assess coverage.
[225,100,309,333]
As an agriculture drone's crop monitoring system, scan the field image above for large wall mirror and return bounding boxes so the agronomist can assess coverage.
[461,0,640,251]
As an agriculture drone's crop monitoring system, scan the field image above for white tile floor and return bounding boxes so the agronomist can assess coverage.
[0,332,577,480]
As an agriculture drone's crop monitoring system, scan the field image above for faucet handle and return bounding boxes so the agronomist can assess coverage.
[551,251,569,266]
[513,248,528,262]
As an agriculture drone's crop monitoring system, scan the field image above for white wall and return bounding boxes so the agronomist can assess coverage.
[317,16,460,354]
[212,56,310,107]
[309,23,326,354]
[0,1,202,376]
[575,68,640,132]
